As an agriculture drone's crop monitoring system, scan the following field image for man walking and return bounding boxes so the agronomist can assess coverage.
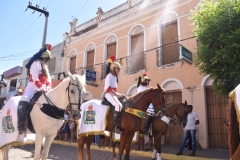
[176,105,199,156]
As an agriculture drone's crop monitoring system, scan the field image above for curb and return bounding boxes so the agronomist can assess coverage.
[52,140,224,160]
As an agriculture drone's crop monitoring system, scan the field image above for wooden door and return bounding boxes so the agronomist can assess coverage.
[161,21,179,65]
[164,91,184,146]
[206,87,228,149]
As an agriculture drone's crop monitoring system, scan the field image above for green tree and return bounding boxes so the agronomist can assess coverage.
[190,0,240,96]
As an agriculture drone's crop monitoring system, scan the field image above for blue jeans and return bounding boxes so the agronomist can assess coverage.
[94,135,100,143]
[179,129,197,153]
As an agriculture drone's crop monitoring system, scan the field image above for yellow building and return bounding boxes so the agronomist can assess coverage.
[63,0,228,149]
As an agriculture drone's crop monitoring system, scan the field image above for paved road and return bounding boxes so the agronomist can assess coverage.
[0,144,161,160]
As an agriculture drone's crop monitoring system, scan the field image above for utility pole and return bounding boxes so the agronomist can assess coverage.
[27,2,49,47]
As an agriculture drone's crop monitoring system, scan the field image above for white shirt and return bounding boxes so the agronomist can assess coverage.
[30,61,51,83]
[104,73,117,91]
[137,85,147,93]
[137,85,155,116]
[185,111,199,130]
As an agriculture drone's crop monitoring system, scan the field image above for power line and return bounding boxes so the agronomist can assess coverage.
[0,16,40,54]
[54,0,91,45]
[75,36,196,71]
[0,11,26,38]
[0,14,33,48]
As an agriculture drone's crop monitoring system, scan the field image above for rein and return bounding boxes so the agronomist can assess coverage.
[164,104,188,126]
[40,79,83,119]
[43,93,65,119]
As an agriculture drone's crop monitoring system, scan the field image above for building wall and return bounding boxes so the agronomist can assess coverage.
[63,0,213,149]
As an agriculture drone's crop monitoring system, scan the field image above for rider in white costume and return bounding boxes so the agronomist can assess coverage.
[104,55,124,134]
[137,73,154,135]
[17,44,52,137]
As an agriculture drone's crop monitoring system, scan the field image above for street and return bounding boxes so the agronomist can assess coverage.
[0,144,158,160]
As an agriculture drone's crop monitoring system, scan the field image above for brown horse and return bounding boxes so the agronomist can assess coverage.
[151,101,188,160]
[111,101,188,160]
[228,90,240,159]
[77,84,166,160]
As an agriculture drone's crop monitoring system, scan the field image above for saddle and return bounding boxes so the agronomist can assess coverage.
[27,91,65,133]
[101,96,127,112]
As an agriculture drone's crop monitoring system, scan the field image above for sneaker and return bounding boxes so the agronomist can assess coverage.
[176,152,183,155]
[17,133,25,142]
[190,153,196,156]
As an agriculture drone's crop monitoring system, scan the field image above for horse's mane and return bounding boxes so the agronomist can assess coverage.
[127,88,152,102]
[59,74,86,93]
[166,102,185,107]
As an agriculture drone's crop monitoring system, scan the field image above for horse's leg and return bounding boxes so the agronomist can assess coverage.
[34,134,44,160]
[154,133,162,160]
[117,132,128,160]
[123,133,135,160]
[78,136,86,160]
[41,134,56,160]
[112,141,116,159]
[86,135,94,160]
[1,145,11,160]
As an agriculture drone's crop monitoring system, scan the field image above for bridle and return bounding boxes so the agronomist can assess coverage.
[65,79,83,111]
[164,104,188,127]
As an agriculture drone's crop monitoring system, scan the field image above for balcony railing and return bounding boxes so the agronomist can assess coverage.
[157,43,180,66]
[126,52,146,74]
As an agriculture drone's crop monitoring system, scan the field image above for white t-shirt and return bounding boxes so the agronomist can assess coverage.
[185,111,199,130]
[104,73,117,92]
[137,85,149,93]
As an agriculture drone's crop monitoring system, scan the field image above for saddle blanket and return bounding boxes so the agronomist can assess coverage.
[0,96,36,149]
[78,100,110,136]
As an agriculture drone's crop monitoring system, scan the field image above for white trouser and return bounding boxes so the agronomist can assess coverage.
[105,93,122,112]
[20,82,45,102]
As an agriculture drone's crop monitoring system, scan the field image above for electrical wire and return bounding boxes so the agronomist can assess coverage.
[0,14,34,48]
[54,0,91,45]
[0,16,40,54]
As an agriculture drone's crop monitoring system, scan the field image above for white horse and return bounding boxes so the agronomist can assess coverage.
[0,72,86,160]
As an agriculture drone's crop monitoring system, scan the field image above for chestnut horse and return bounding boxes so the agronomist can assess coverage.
[77,84,166,160]
[111,101,188,160]
[228,89,240,159]
[151,101,188,160]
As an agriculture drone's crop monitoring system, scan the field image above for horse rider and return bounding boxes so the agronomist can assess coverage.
[17,44,52,140]
[104,55,124,134]
[137,73,154,135]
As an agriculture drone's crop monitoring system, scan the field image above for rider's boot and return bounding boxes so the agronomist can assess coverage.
[142,115,153,135]
[113,111,123,134]
[17,101,29,135]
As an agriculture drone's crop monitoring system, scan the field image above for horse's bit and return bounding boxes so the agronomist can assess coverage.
[164,104,188,127]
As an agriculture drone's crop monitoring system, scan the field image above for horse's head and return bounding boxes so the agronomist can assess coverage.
[151,83,166,112]
[175,100,189,127]
[66,71,86,120]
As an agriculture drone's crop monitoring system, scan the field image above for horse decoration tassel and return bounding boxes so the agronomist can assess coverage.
[228,84,240,159]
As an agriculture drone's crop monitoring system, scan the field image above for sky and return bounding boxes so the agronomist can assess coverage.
[0,0,127,74]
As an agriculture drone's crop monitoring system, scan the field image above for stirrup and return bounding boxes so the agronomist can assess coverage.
[114,127,123,134]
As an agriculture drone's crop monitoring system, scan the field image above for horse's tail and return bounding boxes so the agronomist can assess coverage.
[228,99,240,156]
